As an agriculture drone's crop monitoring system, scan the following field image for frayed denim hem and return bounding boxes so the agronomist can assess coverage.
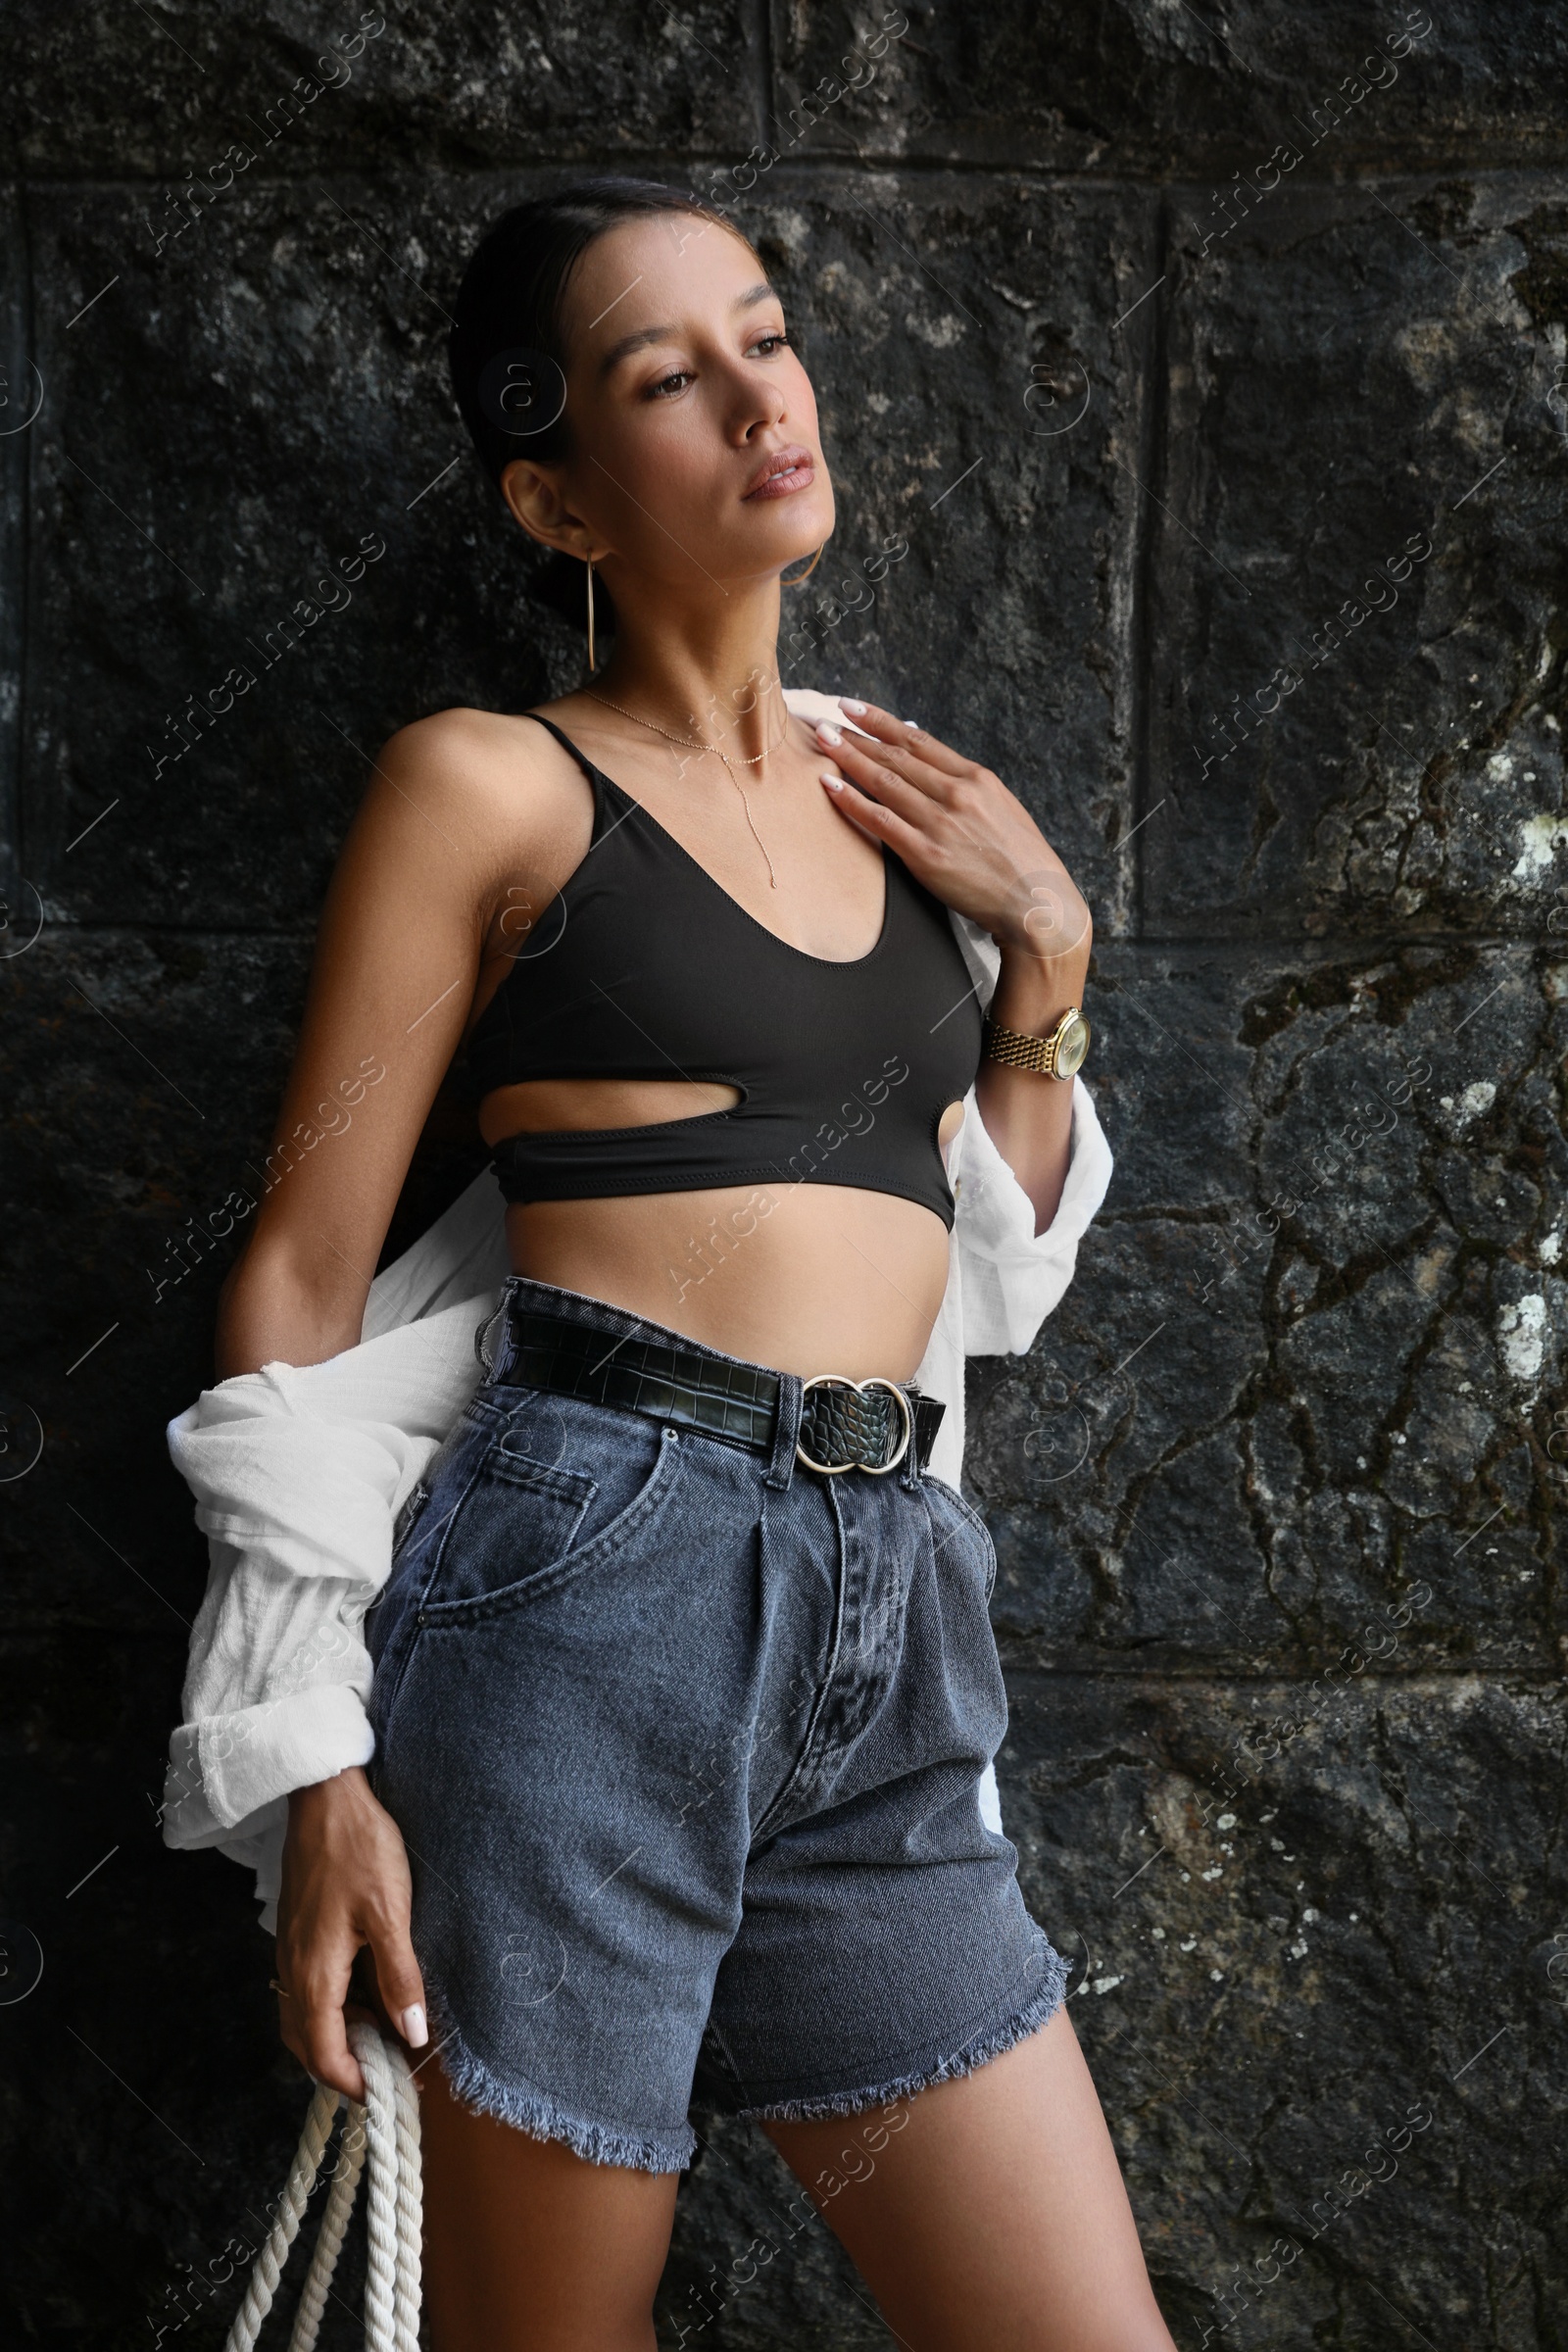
[731,1934,1070,2127]
[423,1980,695,2176]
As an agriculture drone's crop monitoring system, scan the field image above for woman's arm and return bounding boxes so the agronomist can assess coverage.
[217,708,536,2098]
[972,931,1093,1237]
[216,710,506,1381]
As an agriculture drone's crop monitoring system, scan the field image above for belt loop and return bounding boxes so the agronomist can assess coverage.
[904,1387,946,1489]
[763,1371,803,1491]
[475,1281,517,1382]
[899,1383,923,1494]
[474,1298,505,1379]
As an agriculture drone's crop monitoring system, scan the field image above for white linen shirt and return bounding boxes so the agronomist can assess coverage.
[161,692,1115,1931]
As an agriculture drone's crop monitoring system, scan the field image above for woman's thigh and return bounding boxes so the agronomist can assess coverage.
[762,2009,1177,2352]
[418,2053,681,2352]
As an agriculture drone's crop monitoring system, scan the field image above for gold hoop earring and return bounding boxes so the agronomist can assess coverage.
[781,545,824,588]
[585,554,597,674]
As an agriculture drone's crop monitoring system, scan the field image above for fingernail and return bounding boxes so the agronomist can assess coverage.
[838,698,867,714]
[903,718,922,732]
[401,2004,428,2047]
[820,770,845,792]
[815,720,843,746]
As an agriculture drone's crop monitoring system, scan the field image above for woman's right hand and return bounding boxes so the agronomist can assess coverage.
[273,1766,429,2101]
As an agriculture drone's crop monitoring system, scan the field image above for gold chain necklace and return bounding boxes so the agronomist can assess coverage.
[584,688,791,889]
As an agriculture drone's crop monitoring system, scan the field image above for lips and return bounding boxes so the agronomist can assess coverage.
[742,444,815,499]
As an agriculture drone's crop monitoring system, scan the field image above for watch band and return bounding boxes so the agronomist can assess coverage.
[981,1006,1090,1078]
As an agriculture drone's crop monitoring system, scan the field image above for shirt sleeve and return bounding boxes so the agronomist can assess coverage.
[160,1289,498,1931]
[949,1074,1115,1356]
[161,1169,514,1913]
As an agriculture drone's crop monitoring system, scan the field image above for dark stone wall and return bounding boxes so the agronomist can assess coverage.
[2,5,1565,2345]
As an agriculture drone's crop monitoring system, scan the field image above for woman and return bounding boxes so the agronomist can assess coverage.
[222,177,1174,2350]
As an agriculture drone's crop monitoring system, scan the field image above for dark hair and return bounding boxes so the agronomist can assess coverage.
[448,177,757,636]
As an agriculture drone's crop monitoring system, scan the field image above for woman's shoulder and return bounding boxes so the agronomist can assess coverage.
[363,704,583,841]
[377,702,549,778]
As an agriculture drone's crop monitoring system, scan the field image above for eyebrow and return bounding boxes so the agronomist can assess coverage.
[597,282,780,379]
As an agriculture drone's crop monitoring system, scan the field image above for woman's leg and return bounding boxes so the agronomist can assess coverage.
[761,2009,1176,2352]
[419,2054,681,2352]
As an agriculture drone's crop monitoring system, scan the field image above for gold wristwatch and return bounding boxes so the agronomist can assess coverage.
[981,1005,1091,1079]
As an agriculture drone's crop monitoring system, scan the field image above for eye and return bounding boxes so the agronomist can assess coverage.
[751,330,791,357]
[649,368,694,400]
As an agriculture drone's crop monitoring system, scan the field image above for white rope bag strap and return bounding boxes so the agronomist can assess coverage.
[223,2019,422,2352]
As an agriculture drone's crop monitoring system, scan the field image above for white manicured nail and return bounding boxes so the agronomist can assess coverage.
[820,770,845,791]
[401,2004,428,2047]
[815,720,843,745]
[839,698,867,713]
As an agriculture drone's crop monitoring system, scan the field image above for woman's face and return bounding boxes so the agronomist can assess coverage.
[503,212,835,594]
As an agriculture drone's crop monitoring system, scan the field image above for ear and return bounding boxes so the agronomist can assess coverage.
[500,458,597,561]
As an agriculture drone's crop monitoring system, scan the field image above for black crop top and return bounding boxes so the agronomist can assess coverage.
[451,712,985,1229]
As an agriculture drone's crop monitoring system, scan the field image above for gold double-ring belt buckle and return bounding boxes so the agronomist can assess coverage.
[796,1374,914,1476]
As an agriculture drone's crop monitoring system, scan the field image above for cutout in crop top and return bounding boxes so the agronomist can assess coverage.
[450,712,986,1230]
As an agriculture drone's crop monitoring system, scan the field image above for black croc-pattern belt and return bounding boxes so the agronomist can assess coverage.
[483,1307,946,1477]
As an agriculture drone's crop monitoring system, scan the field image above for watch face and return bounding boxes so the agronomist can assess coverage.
[1054,1011,1090,1078]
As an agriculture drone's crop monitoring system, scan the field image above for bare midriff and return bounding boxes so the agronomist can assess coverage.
[478,1075,967,1384]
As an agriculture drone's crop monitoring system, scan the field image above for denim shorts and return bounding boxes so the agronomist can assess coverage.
[366,1274,1067,2174]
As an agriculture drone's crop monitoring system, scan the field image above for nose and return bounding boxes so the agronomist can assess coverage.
[736,397,786,445]
[724,359,787,445]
